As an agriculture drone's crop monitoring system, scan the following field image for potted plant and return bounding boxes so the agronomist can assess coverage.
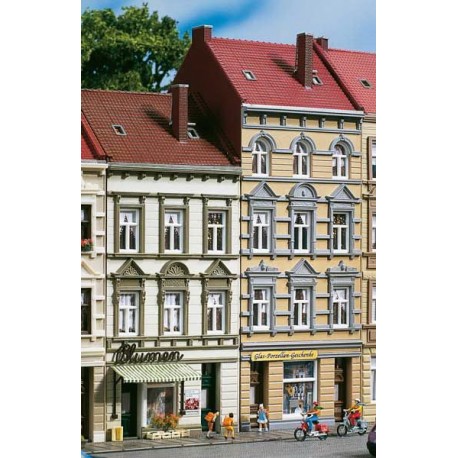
[151,413,180,432]
[81,238,93,252]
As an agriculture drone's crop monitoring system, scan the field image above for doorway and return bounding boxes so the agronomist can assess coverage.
[121,383,138,437]
[334,358,347,421]
[81,368,90,441]
[249,362,265,428]
[200,363,217,430]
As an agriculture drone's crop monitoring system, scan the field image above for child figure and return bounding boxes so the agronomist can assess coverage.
[222,412,235,440]
[257,403,269,432]
[204,410,220,438]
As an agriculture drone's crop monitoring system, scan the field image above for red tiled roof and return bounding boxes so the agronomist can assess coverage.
[206,38,356,111]
[316,45,376,114]
[81,112,106,160]
[81,89,235,166]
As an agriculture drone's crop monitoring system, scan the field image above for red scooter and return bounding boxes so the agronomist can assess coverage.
[294,413,329,441]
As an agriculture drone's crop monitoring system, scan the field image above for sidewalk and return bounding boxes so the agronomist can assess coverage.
[83,424,351,455]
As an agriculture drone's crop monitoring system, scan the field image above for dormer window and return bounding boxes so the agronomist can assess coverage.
[112,125,126,136]
[360,79,372,88]
[187,127,199,139]
[242,70,256,81]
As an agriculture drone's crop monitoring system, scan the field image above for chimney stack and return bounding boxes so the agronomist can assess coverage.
[296,33,314,88]
[192,25,213,43]
[171,84,189,142]
[316,36,329,51]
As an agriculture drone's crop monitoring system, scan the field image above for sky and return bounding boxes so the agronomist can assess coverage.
[81,0,376,52]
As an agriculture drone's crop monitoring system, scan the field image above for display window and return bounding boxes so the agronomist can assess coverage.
[282,361,316,419]
[146,384,175,425]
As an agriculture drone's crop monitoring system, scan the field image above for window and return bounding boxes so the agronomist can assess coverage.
[360,79,372,88]
[81,205,91,240]
[253,212,270,252]
[293,142,309,177]
[81,288,91,334]
[119,292,139,335]
[371,357,376,401]
[333,213,349,253]
[293,212,310,252]
[207,292,225,333]
[332,144,348,178]
[332,288,349,328]
[371,213,376,251]
[252,140,268,175]
[187,127,199,139]
[371,285,376,324]
[283,361,316,417]
[312,75,323,85]
[147,386,174,424]
[243,70,256,80]
[112,124,126,135]
[120,210,139,252]
[293,289,310,328]
[165,211,183,252]
[208,212,225,253]
[253,289,270,328]
[370,139,376,180]
[164,293,183,334]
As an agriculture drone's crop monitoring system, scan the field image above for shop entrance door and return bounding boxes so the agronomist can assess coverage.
[334,358,347,421]
[200,364,216,430]
[250,362,264,429]
[81,368,90,440]
[121,383,137,437]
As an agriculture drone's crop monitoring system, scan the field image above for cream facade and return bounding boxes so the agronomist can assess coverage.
[81,161,108,443]
[239,106,365,430]
[361,116,376,422]
[104,165,241,438]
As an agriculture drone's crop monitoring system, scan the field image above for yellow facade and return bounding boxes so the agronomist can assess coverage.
[239,110,365,429]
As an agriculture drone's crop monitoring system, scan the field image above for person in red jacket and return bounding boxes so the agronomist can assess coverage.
[347,399,363,428]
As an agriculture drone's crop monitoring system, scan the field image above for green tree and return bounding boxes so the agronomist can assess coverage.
[81,3,190,92]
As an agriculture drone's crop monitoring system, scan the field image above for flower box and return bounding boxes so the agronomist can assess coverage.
[81,239,94,252]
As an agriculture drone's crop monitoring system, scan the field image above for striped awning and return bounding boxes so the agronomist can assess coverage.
[112,363,201,383]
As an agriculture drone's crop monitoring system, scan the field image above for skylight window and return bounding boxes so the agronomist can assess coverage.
[112,125,126,135]
[360,79,372,88]
[187,127,199,139]
[242,70,256,81]
[312,76,323,85]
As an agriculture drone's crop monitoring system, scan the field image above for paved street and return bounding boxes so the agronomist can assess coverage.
[89,434,370,458]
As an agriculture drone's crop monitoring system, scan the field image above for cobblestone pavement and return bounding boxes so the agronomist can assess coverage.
[84,426,374,458]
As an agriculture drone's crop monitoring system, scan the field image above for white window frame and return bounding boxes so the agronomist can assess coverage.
[333,213,349,253]
[165,211,183,253]
[371,357,376,402]
[293,142,310,177]
[332,144,348,179]
[120,209,139,252]
[332,288,349,328]
[208,211,226,254]
[371,213,376,252]
[293,212,310,253]
[253,211,270,253]
[371,139,376,180]
[253,288,270,329]
[164,292,183,335]
[207,292,225,334]
[371,285,376,324]
[119,292,140,336]
[252,140,269,176]
[293,288,310,329]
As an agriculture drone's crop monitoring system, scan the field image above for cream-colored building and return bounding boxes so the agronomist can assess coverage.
[81,114,108,442]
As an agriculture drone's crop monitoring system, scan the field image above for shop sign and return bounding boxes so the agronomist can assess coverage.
[113,342,184,364]
[251,349,317,362]
[184,389,200,416]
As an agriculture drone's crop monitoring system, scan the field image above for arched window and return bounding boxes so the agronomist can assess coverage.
[332,144,348,178]
[252,140,269,175]
[293,141,310,177]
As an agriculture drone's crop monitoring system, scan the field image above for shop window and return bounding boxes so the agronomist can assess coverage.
[283,361,316,418]
[146,385,175,425]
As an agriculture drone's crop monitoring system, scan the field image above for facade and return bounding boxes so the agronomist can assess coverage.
[81,114,108,442]
[314,41,376,421]
[81,87,242,439]
[175,27,367,429]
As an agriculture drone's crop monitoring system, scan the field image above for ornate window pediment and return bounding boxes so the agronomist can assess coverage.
[203,259,234,277]
[160,260,190,277]
[115,259,146,277]
[248,181,279,199]
[287,258,319,277]
[328,184,358,203]
[288,183,318,200]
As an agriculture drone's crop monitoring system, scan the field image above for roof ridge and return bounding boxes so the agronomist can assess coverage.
[326,47,375,56]
[211,36,295,48]
[81,88,171,97]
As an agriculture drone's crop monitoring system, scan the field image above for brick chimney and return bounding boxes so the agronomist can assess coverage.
[316,36,329,51]
[171,84,189,142]
[192,25,213,43]
[296,33,314,88]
